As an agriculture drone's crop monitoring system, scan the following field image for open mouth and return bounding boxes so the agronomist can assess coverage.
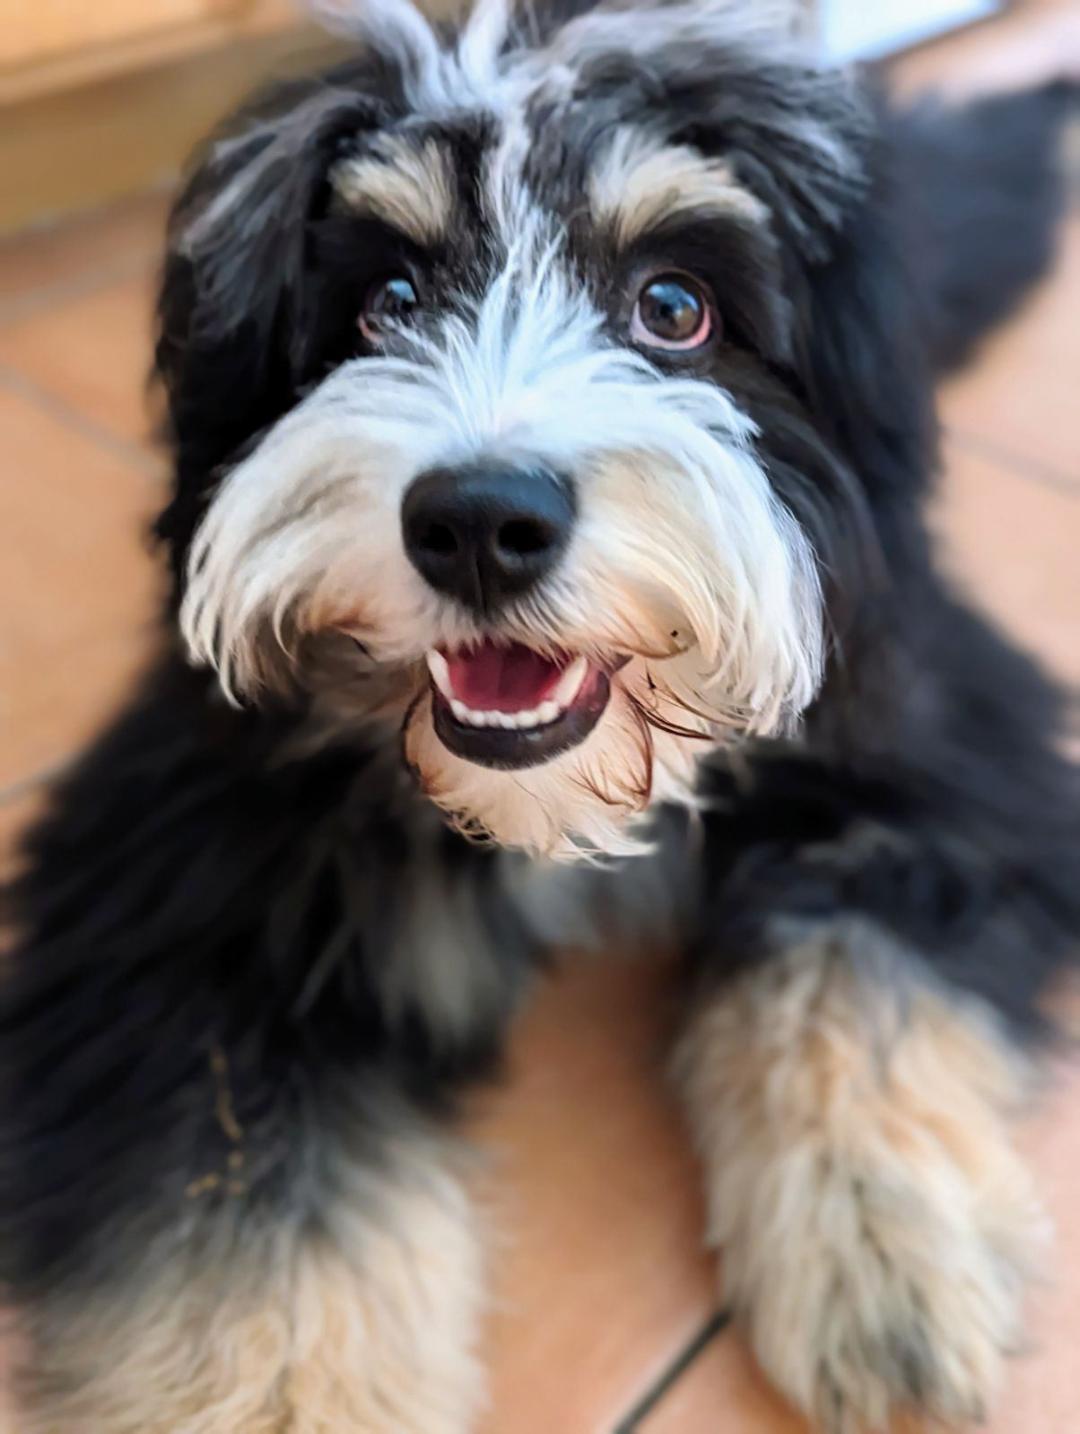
[426,641,611,769]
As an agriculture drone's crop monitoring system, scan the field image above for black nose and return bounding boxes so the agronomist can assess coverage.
[401,462,575,612]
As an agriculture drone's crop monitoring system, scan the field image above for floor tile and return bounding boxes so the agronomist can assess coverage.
[931,438,1080,684]
[937,215,1080,490]
[0,264,160,453]
[1,626,157,794]
[0,190,167,319]
[0,385,160,786]
[890,2,1080,102]
[468,953,717,1434]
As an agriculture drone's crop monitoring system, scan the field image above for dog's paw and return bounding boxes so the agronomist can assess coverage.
[735,1164,1045,1433]
[675,925,1052,1434]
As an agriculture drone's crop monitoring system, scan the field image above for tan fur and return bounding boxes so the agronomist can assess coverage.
[674,919,1049,1434]
[331,135,454,245]
[15,1137,484,1434]
[589,126,769,247]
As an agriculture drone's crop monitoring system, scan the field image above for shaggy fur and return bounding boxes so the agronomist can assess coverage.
[2,1,1077,1429]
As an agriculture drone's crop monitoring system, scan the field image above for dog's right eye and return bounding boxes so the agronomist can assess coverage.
[358,275,419,343]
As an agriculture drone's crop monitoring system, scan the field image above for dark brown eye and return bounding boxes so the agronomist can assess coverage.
[631,273,715,351]
[358,275,419,342]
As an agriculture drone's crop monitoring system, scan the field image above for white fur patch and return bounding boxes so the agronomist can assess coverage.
[307,0,516,111]
[305,0,808,118]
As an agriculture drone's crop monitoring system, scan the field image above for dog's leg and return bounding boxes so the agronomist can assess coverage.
[1,660,533,1433]
[675,914,1047,1433]
[14,1111,484,1434]
[672,683,1077,1432]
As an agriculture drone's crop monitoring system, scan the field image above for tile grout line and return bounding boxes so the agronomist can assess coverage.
[0,360,167,483]
[944,426,1080,497]
[610,1309,732,1433]
[0,247,161,329]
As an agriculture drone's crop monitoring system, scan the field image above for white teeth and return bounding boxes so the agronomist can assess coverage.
[551,654,589,709]
[426,650,455,703]
[446,702,565,731]
[430,650,594,734]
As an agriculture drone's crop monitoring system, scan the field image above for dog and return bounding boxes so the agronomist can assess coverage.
[3,1,1078,1429]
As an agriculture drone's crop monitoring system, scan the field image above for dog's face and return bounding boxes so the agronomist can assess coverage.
[165,0,887,858]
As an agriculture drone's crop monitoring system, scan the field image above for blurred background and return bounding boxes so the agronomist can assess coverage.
[0,2,1077,1431]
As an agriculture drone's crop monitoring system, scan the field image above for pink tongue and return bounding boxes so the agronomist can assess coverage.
[445,642,565,712]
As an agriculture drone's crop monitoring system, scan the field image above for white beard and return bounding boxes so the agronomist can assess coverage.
[403,667,708,860]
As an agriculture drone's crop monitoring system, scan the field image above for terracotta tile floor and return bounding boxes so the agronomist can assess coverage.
[1,11,1079,1431]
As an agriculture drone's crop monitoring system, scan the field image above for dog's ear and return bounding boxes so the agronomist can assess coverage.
[153,75,381,576]
[786,122,936,509]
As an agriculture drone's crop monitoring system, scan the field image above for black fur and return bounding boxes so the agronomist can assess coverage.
[2,653,536,1305]
[895,82,1077,372]
[2,9,1077,1429]
[690,85,1080,1033]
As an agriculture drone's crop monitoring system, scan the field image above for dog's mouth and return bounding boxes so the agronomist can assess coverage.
[425,641,612,770]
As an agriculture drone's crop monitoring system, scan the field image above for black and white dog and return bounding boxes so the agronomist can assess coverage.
[3,0,1078,1429]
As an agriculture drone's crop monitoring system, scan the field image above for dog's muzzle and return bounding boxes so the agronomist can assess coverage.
[404,461,608,770]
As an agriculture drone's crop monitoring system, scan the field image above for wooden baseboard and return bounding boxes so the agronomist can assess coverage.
[0,1,303,106]
[0,25,345,236]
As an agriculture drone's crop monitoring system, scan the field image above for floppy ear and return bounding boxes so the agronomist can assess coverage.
[786,117,937,514]
[153,72,382,576]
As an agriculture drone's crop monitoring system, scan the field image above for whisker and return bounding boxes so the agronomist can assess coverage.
[627,692,717,743]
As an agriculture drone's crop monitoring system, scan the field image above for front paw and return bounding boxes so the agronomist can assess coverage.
[735,1166,1046,1433]
[675,930,1051,1433]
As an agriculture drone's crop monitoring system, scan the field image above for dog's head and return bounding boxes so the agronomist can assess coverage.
[160,0,926,858]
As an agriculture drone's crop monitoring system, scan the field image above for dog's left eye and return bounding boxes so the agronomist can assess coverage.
[358,275,419,343]
[631,273,715,351]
